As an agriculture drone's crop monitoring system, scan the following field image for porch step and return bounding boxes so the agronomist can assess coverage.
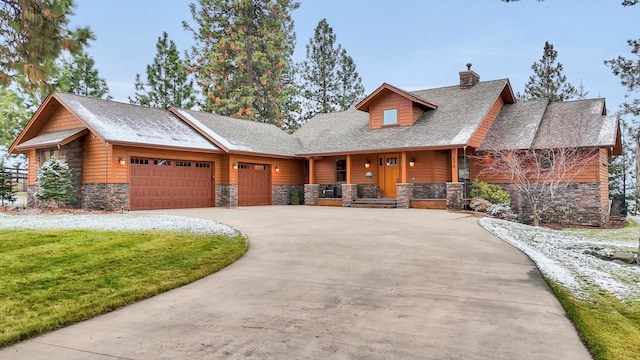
[350,198,397,208]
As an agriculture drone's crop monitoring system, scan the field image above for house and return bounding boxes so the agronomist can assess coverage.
[9,67,622,226]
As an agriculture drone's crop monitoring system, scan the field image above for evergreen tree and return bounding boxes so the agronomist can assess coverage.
[130,32,197,109]
[576,79,589,100]
[606,39,640,117]
[521,41,577,102]
[35,157,76,208]
[185,0,299,125]
[0,86,29,147]
[58,51,111,99]
[0,162,16,207]
[300,19,365,119]
[0,0,93,92]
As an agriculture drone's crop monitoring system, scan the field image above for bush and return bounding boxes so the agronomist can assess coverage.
[0,163,16,206]
[290,187,300,205]
[35,158,76,208]
[486,203,517,220]
[470,180,510,205]
[470,197,492,212]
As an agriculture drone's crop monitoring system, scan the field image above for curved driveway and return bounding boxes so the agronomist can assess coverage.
[2,207,591,359]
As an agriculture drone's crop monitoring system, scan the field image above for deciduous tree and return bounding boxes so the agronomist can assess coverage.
[185,0,299,125]
[520,41,577,102]
[58,51,111,99]
[0,0,93,92]
[130,32,197,109]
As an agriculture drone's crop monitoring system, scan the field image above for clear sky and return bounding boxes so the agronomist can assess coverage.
[70,0,639,117]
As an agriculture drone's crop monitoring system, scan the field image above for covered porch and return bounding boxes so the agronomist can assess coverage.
[303,148,471,210]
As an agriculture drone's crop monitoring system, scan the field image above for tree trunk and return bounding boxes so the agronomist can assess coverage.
[532,202,540,227]
[635,131,640,201]
[637,237,640,265]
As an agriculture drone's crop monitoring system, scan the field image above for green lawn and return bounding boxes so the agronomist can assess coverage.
[0,229,247,348]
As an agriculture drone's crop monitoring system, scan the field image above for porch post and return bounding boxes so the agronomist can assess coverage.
[309,157,315,184]
[346,154,352,183]
[451,148,459,183]
[400,151,407,183]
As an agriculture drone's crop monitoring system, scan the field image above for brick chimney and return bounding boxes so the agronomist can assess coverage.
[459,63,480,88]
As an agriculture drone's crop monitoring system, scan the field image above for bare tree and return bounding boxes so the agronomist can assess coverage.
[478,109,604,226]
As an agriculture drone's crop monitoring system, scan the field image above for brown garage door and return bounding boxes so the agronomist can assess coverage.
[130,158,213,210]
[237,163,270,206]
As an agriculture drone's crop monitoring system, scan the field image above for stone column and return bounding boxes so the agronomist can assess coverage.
[446,182,464,210]
[396,183,413,209]
[341,184,357,207]
[216,184,238,207]
[304,184,320,206]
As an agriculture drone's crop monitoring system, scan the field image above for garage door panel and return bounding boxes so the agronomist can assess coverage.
[238,163,270,206]
[130,158,213,210]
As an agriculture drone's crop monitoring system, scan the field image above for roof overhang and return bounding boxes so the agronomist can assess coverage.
[355,83,438,112]
[13,127,89,152]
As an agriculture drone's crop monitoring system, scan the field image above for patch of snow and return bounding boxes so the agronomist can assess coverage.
[0,213,240,237]
[597,116,617,146]
[174,109,235,150]
[451,124,476,144]
[480,218,640,301]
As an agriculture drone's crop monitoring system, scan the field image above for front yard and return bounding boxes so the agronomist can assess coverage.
[480,217,640,360]
[0,214,248,348]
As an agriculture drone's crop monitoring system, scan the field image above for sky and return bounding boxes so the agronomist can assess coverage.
[70,0,639,117]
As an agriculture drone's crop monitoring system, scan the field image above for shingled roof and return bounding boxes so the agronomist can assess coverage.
[295,79,510,155]
[54,93,220,151]
[478,98,549,151]
[170,108,301,157]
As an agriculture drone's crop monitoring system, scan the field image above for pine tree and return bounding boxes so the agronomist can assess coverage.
[0,86,29,148]
[185,0,299,125]
[521,41,577,102]
[300,19,364,119]
[130,32,197,109]
[0,162,16,207]
[35,157,76,208]
[58,51,111,99]
[0,0,94,92]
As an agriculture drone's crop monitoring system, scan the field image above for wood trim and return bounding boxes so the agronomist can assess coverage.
[296,145,468,158]
[167,107,230,153]
[356,83,438,112]
[400,151,407,183]
[346,155,352,183]
[309,157,315,184]
[451,148,458,182]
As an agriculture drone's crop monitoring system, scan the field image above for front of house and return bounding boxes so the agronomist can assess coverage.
[9,68,621,226]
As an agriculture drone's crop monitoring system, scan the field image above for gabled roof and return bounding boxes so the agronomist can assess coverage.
[170,108,301,157]
[479,98,619,151]
[355,83,438,112]
[50,93,220,151]
[14,127,88,150]
[296,79,511,155]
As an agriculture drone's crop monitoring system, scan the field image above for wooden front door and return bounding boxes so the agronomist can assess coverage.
[377,154,399,197]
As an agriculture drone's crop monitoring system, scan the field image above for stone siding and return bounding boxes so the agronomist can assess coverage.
[33,138,84,208]
[272,185,304,205]
[412,183,446,199]
[396,183,413,209]
[501,182,608,227]
[216,184,238,207]
[304,184,321,205]
[446,182,464,210]
[81,183,129,210]
[357,184,379,198]
[341,184,357,207]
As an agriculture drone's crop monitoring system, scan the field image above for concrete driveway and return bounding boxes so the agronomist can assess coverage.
[1,207,591,359]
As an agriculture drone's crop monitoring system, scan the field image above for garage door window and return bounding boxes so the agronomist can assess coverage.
[131,158,149,165]
[176,161,191,167]
[154,159,171,166]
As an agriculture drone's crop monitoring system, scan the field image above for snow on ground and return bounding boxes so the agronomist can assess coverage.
[480,218,640,301]
[0,213,239,236]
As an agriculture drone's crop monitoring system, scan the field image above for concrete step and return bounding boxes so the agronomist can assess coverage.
[350,198,397,208]
[350,203,397,209]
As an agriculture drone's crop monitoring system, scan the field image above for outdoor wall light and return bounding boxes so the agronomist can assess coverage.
[409,158,415,167]
[364,159,370,168]
[233,162,238,170]
[275,166,280,172]
[119,157,126,165]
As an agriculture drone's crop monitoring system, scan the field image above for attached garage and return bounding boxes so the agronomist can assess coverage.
[237,163,271,206]
[130,157,213,210]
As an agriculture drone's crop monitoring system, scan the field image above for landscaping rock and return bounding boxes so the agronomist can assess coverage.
[609,251,637,264]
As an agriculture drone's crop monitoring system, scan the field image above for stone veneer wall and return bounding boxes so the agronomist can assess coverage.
[357,184,378,198]
[446,182,464,210]
[272,185,304,205]
[81,183,129,210]
[216,184,238,207]
[501,182,608,227]
[341,184,357,207]
[412,183,446,199]
[396,183,413,209]
[304,184,320,205]
[31,138,84,208]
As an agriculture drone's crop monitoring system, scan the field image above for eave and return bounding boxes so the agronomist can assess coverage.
[355,83,438,112]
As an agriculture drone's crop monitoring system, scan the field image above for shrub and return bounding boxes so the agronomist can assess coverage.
[470,197,492,212]
[0,163,16,206]
[290,187,300,205]
[486,203,517,220]
[35,158,76,208]
[470,180,510,205]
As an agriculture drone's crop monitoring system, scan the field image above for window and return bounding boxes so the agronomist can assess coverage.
[153,159,171,166]
[386,157,398,166]
[131,158,149,165]
[176,161,192,167]
[458,156,470,181]
[336,159,347,182]
[38,148,59,164]
[383,109,397,125]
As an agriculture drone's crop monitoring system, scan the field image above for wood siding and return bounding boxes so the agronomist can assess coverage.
[41,107,84,133]
[599,148,609,207]
[349,154,378,185]
[27,149,36,184]
[368,91,415,129]
[412,103,425,122]
[314,156,341,184]
[406,150,451,183]
[468,95,504,147]
[228,154,304,185]
[82,135,109,183]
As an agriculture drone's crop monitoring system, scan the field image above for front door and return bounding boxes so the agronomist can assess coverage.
[377,154,399,197]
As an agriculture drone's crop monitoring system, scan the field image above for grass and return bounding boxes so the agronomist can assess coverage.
[0,229,247,348]
[549,282,640,360]
[567,217,640,243]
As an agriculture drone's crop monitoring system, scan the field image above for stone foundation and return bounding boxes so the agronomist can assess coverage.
[396,183,413,209]
[446,182,464,210]
[304,184,320,205]
[357,184,378,198]
[81,183,129,210]
[413,183,446,199]
[341,184,357,207]
[272,185,304,205]
[216,184,238,207]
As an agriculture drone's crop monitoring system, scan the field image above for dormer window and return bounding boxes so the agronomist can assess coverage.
[383,109,398,125]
